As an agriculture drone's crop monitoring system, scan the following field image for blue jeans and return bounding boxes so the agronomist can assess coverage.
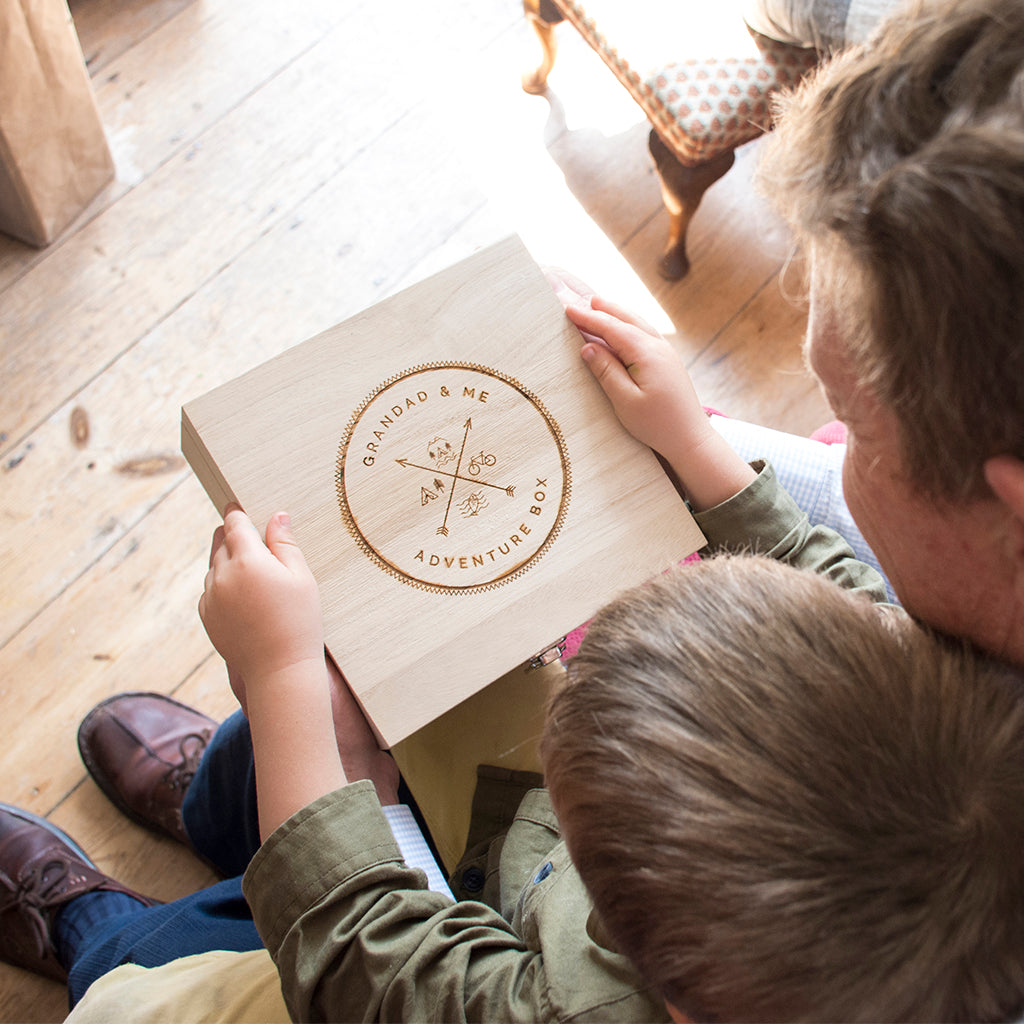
[63,710,263,1006]
[181,708,262,876]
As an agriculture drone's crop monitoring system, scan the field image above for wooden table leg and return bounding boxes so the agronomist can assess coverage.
[649,131,736,281]
[522,0,564,94]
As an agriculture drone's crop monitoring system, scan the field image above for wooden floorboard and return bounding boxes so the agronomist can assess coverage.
[0,1,819,1018]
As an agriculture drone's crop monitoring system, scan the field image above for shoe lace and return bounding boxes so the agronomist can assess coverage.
[161,728,211,791]
[0,857,69,959]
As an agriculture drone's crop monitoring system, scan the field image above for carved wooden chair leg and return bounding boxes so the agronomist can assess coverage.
[522,0,564,94]
[649,131,736,280]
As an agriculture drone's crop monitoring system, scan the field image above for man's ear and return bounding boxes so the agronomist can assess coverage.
[665,1000,693,1024]
[985,456,1024,559]
[985,456,1024,517]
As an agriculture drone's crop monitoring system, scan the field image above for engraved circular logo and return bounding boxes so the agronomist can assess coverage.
[337,363,571,593]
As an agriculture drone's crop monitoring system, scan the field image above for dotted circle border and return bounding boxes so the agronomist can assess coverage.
[336,362,572,595]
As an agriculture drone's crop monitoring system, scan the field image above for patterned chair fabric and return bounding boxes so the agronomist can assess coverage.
[549,0,820,166]
[642,33,820,165]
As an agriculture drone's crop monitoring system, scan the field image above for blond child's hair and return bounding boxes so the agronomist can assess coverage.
[543,556,1024,1021]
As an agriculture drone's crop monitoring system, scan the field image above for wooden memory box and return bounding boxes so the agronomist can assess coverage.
[182,236,705,747]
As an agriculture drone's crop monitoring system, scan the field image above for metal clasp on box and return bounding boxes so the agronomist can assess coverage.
[526,637,567,670]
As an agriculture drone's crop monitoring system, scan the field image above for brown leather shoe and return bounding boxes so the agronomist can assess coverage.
[77,692,217,846]
[0,803,155,981]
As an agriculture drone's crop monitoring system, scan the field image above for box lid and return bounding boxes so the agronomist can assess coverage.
[182,236,704,745]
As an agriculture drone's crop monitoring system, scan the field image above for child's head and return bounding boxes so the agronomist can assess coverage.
[542,555,1024,1022]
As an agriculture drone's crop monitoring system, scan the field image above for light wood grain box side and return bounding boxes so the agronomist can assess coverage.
[182,236,704,746]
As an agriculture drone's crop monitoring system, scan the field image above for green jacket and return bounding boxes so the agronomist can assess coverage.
[242,460,890,1022]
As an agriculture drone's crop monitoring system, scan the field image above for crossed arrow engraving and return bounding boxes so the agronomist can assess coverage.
[396,419,516,536]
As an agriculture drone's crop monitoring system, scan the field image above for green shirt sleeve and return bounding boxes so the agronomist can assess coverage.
[693,459,890,604]
[242,782,665,1023]
[243,781,531,1022]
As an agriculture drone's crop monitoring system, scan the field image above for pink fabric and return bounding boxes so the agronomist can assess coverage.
[809,419,847,445]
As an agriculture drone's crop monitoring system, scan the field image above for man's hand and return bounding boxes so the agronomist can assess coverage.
[326,655,400,805]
